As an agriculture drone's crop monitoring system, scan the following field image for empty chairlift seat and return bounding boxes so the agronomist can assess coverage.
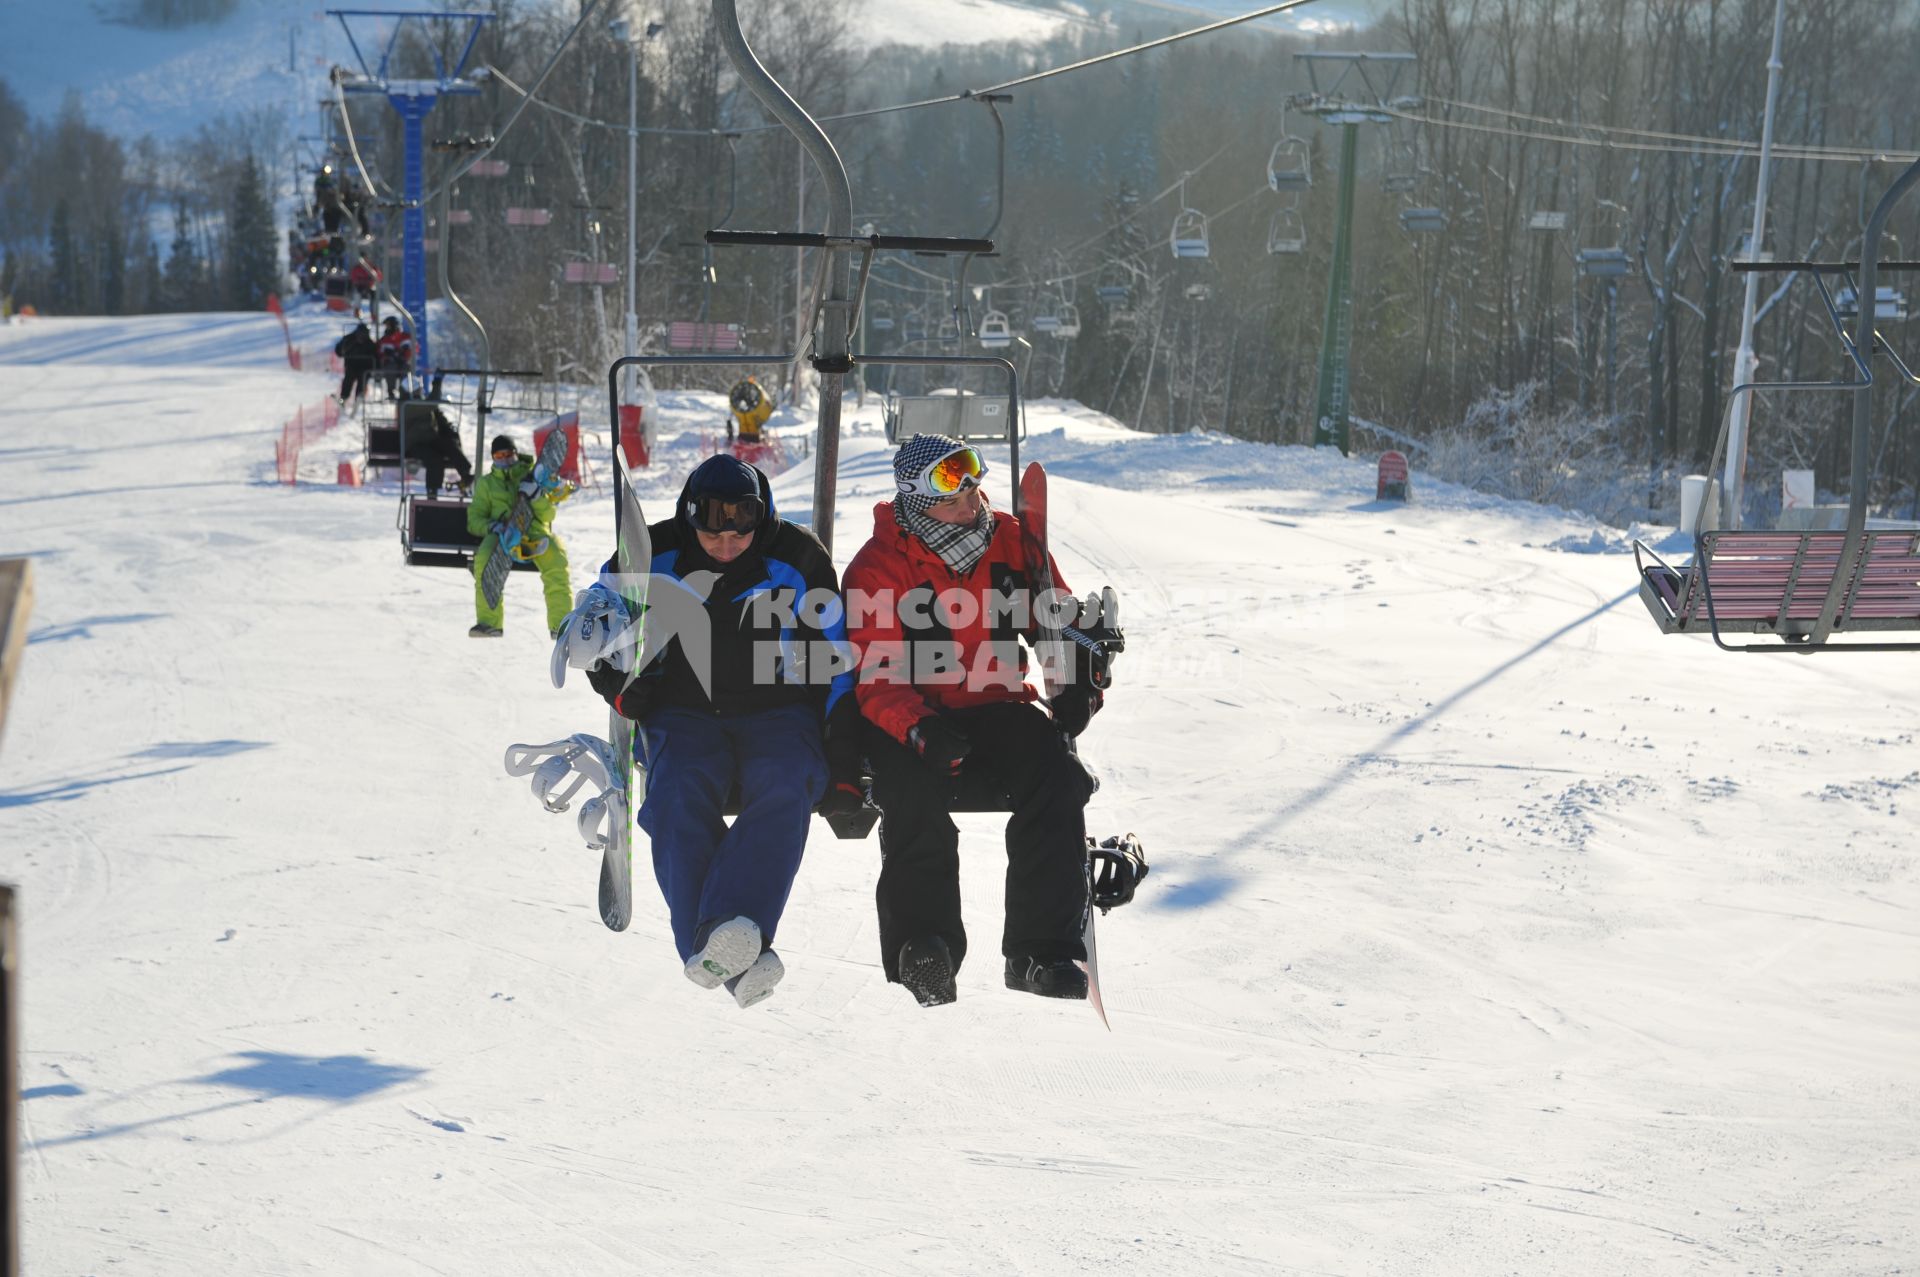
[1834,285,1909,322]
[1268,138,1311,192]
[1170,209,1211,259]
[1400,207,1448,234]
[1576,247,1631,277]
[667,322,747,353]
[1268,207,1306,255]
[1635,530,1920,645]
[977,310,1013,349]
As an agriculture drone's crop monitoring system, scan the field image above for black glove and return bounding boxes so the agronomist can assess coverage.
[816,778,868,819]
[585,662,653,721]
[907,716,971,778]
[1050,685,1102,738]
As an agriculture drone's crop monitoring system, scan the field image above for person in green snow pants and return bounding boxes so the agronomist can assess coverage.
[466,433,573,637]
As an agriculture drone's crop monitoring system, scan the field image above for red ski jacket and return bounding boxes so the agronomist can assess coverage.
[842,500,1071,745]
[377,330,413,366]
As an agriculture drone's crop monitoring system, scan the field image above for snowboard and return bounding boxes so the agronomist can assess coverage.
[479,426,572,610]
[1017,461,1110,1026]
[599,455,652,932]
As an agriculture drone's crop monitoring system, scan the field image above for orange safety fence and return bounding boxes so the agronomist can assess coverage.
[273,396,343,485]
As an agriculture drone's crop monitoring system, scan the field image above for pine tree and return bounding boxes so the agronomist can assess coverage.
[163,201,202,311]
[141,240,163,314]
[47,200,76,313]
[225,153,279,309]
[101,211,125,315]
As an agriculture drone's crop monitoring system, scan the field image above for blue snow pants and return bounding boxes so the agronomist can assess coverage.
[636,703,827,961]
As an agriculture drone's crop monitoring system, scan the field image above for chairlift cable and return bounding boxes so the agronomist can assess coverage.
[1382,105,1918,165]
[419,0,607,207]
[1422,95,1919,163]
[471,2,1329,149]
[485,64,735,138]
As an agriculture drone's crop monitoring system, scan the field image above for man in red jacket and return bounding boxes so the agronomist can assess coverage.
[843,433,1109,1009]
[376,317,414,400]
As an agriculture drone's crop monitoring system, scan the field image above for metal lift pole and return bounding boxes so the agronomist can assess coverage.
[1314,122,1359,453]
[713,0,853,550]
[1293,52,1417,457]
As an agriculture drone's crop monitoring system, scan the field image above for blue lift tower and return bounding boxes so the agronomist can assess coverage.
[327,9,493,381]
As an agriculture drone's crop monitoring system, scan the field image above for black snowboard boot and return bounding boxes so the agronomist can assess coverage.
[898,936,957,1008]
[1004,955,1087,1000]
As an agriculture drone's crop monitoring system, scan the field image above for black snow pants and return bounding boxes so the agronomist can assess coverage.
[868,700,1094,982]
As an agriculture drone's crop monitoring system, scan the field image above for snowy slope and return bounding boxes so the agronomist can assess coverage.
[1,311,1917,1275]
[0,0,331,141]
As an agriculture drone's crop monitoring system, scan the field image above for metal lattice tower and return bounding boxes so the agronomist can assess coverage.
[328,9,493,380]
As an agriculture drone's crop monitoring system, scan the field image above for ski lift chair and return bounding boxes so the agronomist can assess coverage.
[1529,210,1569,232]
[1835,285,1909,324]
[978,309,1013,348]
[1382,138,1419,194]
[1268,137,1311,192]
[1097,282,1131,305]
[1055,302,1082,339]
[871,299,895,332]
[1267,206,1306,255]
[1576,247,1631,277]
[1400,207,1448,234]
[322,272,352,312]
[1170,209,1211,259]
[604,317,1057,839]
[1032,293,1062,333]
[1185,282,1213,303]
[1633,164,1920,654]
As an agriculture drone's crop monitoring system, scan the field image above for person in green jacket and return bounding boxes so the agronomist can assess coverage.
[466,433,573,638]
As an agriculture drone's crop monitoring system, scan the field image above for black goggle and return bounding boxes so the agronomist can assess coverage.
[687,493,765,535]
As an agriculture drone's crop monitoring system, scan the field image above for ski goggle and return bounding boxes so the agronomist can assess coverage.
[898,447,987,500]
[687,493,765,535]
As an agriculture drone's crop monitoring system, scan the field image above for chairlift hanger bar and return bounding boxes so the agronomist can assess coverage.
[1732,261,1920,272]
[706,231,996,255]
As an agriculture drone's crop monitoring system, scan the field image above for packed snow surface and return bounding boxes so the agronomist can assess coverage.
[1,307,1916,1274]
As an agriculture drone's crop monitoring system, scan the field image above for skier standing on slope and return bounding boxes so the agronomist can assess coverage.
[573,454,865,1008]
[334,321,377,407]
[841,434,1113,1009]
[466,434,572,638]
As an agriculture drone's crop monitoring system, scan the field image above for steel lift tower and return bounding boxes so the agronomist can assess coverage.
[328,9,494,381]
[1291,52,1416,455]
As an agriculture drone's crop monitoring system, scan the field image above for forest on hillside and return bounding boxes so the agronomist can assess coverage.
[3,0,1917,522]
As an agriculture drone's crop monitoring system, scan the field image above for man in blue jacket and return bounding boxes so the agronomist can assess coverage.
[578,455,864,1009]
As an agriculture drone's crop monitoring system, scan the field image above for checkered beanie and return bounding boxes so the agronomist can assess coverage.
[892,433,972,521]
[892,433,995,575]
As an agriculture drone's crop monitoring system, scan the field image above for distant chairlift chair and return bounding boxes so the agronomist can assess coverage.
[1170,208,1211,259]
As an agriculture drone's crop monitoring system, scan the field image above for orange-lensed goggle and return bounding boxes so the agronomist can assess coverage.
[900,447,987,500]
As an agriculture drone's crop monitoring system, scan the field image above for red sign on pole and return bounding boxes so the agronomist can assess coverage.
[618,405,649,469]
[1377,450,1411,502]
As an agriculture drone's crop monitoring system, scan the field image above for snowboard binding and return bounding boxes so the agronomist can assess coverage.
[1087,833,1148,913]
